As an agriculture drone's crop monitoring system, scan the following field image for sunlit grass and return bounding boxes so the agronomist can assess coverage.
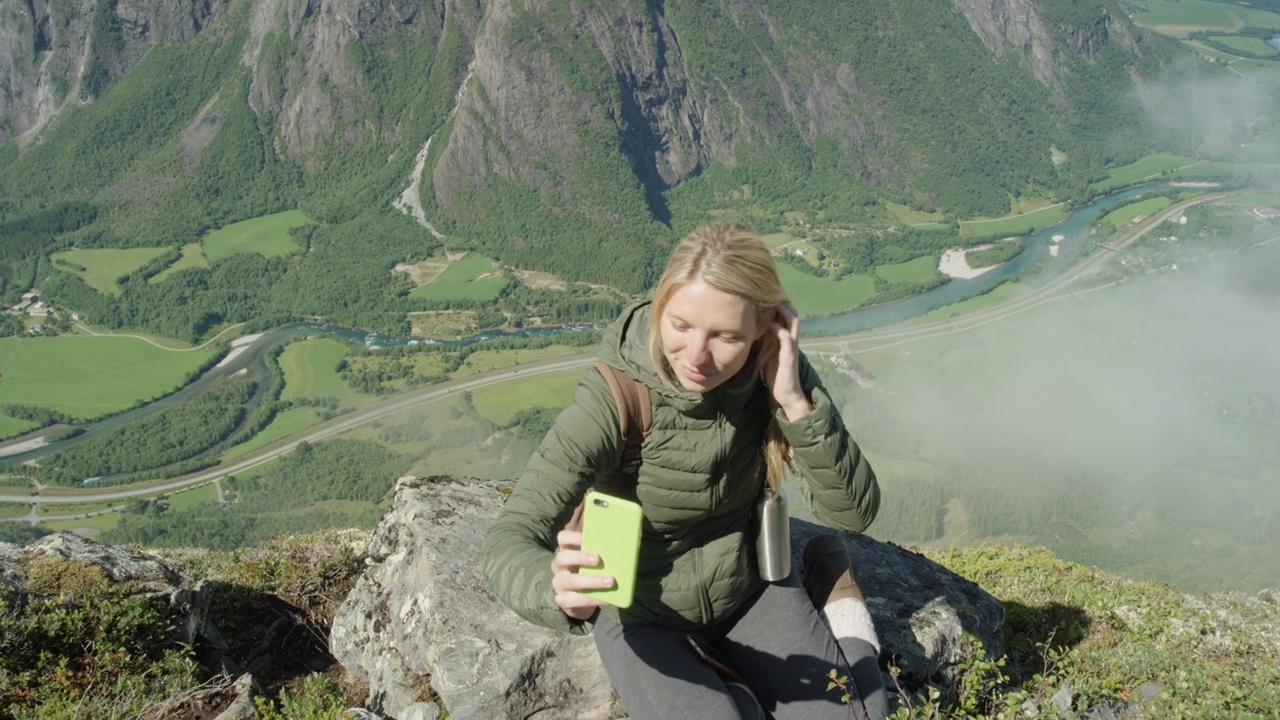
[202,210,309,262]
[164,483,218,511]
[884,201,946,225]
[149,243,209,284]
[959,204,1067,238]
[470,368,582,425]
[0,335,216,420]
[0,414,37,440]
[39,512,121,533]
[1099,196,1174,230]
[50,247,172,296]
[279,338,355,402]
[1128,0,1280,33]
[36,501,115,516]
[875,255,939,284]
[1090,153,1198,192]
[220,407,321,460]
[456,345,586,376]
[778,263,876,316]
[409,254,506,302]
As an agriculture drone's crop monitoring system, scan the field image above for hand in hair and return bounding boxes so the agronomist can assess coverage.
[759,303,812,421]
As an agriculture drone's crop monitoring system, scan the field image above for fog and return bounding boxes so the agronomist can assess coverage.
[844,208,1280,593]
[1141,55,1278,150]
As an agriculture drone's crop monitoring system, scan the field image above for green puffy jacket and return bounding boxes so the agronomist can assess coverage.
[481,302,878,635]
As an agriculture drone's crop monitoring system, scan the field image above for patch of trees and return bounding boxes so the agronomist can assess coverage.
[337,329,600,395]
[39,212,444,343]
[30,381,255,486]
[1188,29,1280,60]
[965,239,1023,268]
[100,438,408,550]
[0,406,76,427]
[0,201,97,262]
[0,314,24,338]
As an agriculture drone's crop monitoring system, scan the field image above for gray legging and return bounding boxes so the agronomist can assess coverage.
[593,573,889,720]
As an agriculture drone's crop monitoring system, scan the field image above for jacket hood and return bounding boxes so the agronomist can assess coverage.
[599,302,763,414]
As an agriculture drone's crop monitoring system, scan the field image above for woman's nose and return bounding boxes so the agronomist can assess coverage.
[687,334,711,364]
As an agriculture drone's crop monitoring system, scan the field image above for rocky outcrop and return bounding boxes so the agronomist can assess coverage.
[332,476,1005,719]
[0,532,216,649]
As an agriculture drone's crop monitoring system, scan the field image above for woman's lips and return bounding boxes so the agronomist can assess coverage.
[682,364,710,381]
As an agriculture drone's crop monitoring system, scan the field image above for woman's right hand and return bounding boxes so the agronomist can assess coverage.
[551,529,614,619]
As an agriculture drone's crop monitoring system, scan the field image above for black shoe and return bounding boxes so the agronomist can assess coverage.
[802,534,865,609]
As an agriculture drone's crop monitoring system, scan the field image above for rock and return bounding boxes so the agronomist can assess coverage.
[211,673,260,720]
[0,532,214,647]
[332,476,1005,719]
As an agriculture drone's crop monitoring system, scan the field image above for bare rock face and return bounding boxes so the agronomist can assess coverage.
[331,476,1005,719]
[0,0,228,144]
[951,0,1143,104]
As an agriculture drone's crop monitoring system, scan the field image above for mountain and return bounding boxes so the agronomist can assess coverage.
[0,0,1201,331]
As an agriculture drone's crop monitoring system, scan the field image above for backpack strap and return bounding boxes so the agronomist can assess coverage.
[564,362,652,533]
[595,360,652,484]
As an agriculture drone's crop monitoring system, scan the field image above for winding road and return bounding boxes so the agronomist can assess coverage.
[0,190,1239,520]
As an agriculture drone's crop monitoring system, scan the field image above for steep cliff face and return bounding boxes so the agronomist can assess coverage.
[0,0,227,145]
[0,0,1179,284]
[952,0,1143,108]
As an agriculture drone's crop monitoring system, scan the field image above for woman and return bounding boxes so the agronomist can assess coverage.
[482,222,887,718]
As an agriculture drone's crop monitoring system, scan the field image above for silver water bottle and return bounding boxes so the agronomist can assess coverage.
[755,487,790,582]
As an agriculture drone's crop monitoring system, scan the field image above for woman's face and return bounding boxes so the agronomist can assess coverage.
[660,278,765,393]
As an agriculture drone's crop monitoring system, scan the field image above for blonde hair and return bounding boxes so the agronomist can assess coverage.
[647,221,793,492]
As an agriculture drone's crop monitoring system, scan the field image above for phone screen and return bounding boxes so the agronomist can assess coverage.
[580,492,643,608]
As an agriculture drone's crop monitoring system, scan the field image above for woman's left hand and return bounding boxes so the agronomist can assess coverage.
[760,303,812,421]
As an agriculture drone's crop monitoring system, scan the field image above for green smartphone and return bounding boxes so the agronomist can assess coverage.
[580,491,644,608]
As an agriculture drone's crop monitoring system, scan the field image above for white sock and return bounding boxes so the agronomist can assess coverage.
[823,597,881,654]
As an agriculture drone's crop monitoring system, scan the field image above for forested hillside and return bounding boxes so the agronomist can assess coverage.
[0,0,1225,338]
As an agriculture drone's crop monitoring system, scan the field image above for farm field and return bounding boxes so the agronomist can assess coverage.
[40,513,120,533]
[456,345,587,376]
[163,483,218,512]
[278,338,361,403]
[50,247,172,296]
[408,254,506,302]
[1127,0,1280,34]
[883,201,946,225]
[1233,192,1280,206]
[471,368,582,426]
[958,204,1067,238]
[908,281,1033,325]
[1091,154,1198,192]
[875,255,939,284]
[0,335,216,420]
[1170,160,1280,180]
[202,210,309,262]
[1212,36,1277,56]
[1229,57,1280,81]
[36,501,115,517]
[220,407,321,461]
[777,263,876,316]
[1182,40,1241,63]
[1100,197,1175,230]
[149,243,210,284]
[0,415,36,440]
